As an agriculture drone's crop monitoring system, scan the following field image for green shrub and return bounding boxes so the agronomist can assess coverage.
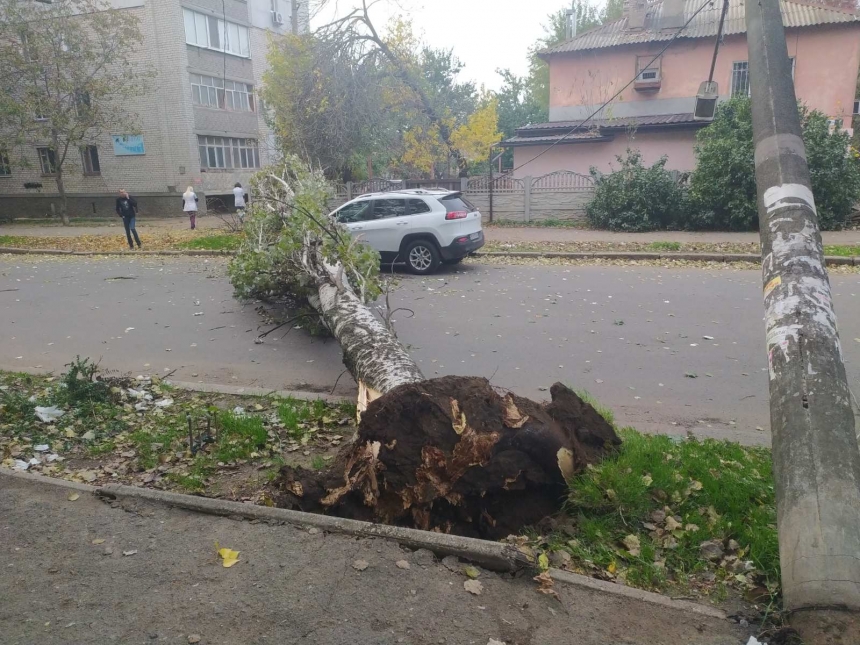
[586,150,687,231]
[689,97,860,231]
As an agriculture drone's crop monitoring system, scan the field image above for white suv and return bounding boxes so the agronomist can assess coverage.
[330,189,484,274]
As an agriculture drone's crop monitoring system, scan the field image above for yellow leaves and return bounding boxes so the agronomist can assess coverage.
[607,561,617,575]
[538,553,549,571]
[67,492,79,501]
[215,542,240,568]
[450,99,501,162]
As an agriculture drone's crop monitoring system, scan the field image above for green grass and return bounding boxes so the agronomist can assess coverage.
[311,455,326,470]
[0,235,27,247]
[555,428,777,593]
[213,412,268,462]
[648,241,682,252]
[177,234,241,251]
[823,244,860,257]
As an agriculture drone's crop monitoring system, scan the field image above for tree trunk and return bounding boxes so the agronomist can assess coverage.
[51,130,69,226]
[309,281,423,405]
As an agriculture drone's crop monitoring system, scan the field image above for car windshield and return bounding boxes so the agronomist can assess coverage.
[439,194,476,213]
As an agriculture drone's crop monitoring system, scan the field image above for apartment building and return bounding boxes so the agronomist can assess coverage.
[0,0,307,218]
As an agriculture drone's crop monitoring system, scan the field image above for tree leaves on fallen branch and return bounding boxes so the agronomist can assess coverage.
[228,156,423,397]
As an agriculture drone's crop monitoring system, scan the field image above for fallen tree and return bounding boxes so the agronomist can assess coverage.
[230,158,621,536]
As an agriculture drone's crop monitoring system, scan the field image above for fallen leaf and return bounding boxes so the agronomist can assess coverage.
[395,560,410,570]
[641,474,653,486]
[122,550,138,557]
[188,635,201,644]
[92,539,105,545]
[464,579,483,595]
[621,534,641,557]
[533,570,560,600]
[218,547,240,567]
[464,565,481,579]
[664,516,682,531]
[607,561,617,574]
[352,559,369,571]
[537,553,549,571]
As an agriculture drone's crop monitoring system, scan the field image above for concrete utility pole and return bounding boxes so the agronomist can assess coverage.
[745,0,860,638]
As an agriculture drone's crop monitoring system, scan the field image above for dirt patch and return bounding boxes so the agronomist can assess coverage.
[275,377,621,539]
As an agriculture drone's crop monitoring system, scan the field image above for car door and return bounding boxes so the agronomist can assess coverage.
[355,199,409,256]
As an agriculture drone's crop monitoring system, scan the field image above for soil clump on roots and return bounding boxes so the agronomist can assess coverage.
[275,376,621,539]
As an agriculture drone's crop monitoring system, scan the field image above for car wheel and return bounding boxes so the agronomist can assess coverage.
[405,240,440,274]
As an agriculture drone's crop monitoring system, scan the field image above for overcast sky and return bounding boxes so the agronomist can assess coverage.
[311,0,583,91]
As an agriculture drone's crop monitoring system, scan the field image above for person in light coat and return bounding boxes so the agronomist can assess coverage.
[182,186,199,229]
[233,182,248,223]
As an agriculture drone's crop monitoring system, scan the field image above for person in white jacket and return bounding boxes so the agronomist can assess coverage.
[182,186,199,229]
[233,183,248,223]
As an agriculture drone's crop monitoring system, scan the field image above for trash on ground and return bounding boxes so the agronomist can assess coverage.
[34,406,64,423]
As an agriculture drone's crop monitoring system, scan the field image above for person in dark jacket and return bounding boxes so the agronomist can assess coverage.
[115,189,142,249]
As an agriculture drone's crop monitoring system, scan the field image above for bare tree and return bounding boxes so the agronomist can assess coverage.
[0,0,151,225]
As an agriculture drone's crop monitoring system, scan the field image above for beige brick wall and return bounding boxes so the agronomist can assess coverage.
[0,0,307,217]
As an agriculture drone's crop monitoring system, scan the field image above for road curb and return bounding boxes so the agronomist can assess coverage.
[0,468,726,620]
[1,245,854,266]
[476,250,855,266]
[0,246,235,257]
[169,380,352,403]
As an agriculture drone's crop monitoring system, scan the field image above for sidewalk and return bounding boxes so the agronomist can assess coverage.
[0,473,751,645]
[484,226,860,245]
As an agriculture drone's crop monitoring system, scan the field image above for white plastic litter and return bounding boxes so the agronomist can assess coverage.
[746,637,765,645]
[46,453,62,463]
[33,444,50,452]
[13,459,30,471]
[232,406,246,417]
[134,402,149,411]
[34,406,65,423]
[28,457,40,466]
[127,388,145,399]
[154,398,173,408]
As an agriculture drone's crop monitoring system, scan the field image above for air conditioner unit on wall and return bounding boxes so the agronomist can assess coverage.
[271,10,284,25]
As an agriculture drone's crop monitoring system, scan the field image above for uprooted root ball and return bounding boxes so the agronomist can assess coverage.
[275,377,621,538]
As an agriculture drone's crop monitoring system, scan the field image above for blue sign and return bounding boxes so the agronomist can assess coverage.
[112,134,145,156]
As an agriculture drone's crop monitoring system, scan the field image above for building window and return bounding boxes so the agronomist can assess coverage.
[854,100,859,116]
[37,147,56,175]
[731,61,750,97]
[732,58,794,97]
[81,145,100,175]
[0,151,11,177]
[190,73,254,111]
[75,90,91,116]
[197,136,260,169]
[183,8,250,57]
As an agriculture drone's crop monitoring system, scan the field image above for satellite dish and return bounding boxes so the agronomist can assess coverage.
[694,81,719,121]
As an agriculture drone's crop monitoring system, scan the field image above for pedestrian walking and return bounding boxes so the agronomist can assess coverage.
[183,186,199,229]
[115,189,142,250]
[233,182,247,223]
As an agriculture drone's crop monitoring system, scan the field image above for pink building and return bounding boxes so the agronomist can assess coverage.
[504,0,860,178]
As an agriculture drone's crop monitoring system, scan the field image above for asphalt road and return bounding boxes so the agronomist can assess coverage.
[3,255,860,444]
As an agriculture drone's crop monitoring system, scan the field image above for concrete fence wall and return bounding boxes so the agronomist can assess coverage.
[329,171,596,224]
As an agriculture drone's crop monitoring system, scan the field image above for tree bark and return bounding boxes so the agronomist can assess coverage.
[309,282,423,401]
[51,129,69,226]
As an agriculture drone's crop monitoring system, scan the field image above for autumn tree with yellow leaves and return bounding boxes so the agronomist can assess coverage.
[264,2,499,179]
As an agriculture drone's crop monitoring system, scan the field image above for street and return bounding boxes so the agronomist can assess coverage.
[3,255,860,444]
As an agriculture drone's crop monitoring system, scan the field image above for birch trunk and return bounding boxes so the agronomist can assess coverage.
[309,283,423,401]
